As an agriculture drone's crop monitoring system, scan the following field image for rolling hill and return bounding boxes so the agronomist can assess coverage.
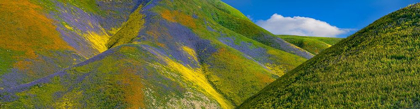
[278,35,342,54]
[0,0,142,90]
[239,3,420,108]
[0,0,313,108]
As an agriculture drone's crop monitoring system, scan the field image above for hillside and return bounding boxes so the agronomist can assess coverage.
[278,35,342,54]
[239,3,420,108]
[0,0,312,108]
[0,0,141,90]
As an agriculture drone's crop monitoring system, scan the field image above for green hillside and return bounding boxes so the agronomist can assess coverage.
[278,35,342,54]
[0,0,312,108]
[240,3,420,108]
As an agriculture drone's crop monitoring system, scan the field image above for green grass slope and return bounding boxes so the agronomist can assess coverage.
[278,35,342,54]
[240,3,420,108]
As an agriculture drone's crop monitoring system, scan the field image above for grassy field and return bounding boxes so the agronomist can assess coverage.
[240,3,420,108]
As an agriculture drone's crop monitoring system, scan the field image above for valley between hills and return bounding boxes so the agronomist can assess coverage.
[0,0,419,108]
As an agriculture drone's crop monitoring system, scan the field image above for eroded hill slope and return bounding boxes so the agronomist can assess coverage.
[0,0,313,108]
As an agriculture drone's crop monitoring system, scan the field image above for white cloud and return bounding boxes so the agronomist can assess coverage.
[256,13,349,37]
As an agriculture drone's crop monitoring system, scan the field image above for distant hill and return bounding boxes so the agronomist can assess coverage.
[240,3,420,108]
[0,0,312,108]
[278,35,342,54]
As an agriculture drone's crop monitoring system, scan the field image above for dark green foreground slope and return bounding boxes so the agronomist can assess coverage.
[278,35,342,54]
[240,3,420,108]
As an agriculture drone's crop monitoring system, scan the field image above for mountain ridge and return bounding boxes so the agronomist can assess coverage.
[277,35,342,54]
[0,0,313,108]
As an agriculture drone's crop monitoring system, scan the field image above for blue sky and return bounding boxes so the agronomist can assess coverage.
[222,0,419,37]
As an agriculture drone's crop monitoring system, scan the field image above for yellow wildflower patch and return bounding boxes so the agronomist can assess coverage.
[83,31,111,53]
[182,46,198,62]
[163,57,233,109]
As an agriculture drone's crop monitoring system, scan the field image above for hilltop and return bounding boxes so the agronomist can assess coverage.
[240,3,420,108]
[278,35,342,54]
[0,0,313,108]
